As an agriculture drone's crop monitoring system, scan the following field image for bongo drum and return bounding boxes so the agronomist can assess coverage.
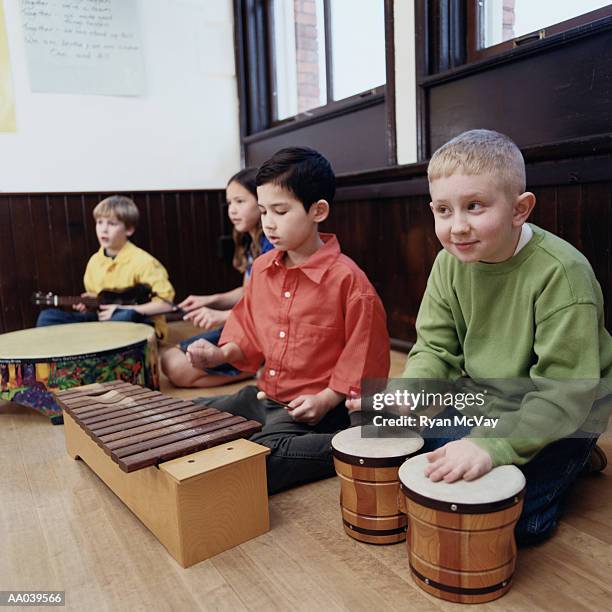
[398,454,526,603]
[332,427,423,544]
[0,322,158,423]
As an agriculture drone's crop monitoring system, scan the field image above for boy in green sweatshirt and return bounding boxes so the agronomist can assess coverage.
[350,129,611,544]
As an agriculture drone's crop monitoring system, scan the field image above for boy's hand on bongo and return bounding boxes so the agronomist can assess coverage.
[289,388,345,425]
[186,338,225,369]
[424,439,493,482]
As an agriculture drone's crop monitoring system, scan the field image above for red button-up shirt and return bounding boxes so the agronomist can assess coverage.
[220,234,390,402]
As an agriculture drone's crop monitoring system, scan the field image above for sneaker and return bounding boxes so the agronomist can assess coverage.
[586,444,608,474]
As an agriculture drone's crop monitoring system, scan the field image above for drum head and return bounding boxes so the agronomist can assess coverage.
[399,454,525,510]
[332,426,423,467]
[0,322,154,360]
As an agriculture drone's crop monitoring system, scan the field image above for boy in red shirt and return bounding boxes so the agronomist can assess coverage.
[188,147,390,494]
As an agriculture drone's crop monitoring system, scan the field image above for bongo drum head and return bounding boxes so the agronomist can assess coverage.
[0,322,155,359]
[399,454,525,512]
[332,426,423,467]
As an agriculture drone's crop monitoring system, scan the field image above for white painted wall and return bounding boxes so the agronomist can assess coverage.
[393,0,417,165]
[0,0,240,192]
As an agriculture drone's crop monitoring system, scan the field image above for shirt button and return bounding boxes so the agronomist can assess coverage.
[269,369,276,376]
[284,291,291,298]
[279,331,286,338]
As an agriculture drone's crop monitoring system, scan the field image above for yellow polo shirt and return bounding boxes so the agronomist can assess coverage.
[83,241,175,339]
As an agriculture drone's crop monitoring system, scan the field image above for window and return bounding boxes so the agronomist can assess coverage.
[235,0,393,172]
[270,0,386,121]
[328,0,386,101]
[468,0,612,61]
[417,0,612,159]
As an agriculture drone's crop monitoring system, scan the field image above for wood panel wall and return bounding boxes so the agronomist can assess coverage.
[0,166,610,340]
[0,191,242,334]
[328,178,611,342]
[424,23,612,155]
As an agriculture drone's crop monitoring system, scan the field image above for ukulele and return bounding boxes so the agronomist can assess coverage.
[32,284,155,310]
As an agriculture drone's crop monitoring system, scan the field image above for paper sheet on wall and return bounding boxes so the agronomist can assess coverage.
[21,0,145,96]
[0,0,16,131]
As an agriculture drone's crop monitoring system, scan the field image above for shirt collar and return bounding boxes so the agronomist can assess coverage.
[513,223,533,256]
[98,240,134,262]
[262,233,341,284]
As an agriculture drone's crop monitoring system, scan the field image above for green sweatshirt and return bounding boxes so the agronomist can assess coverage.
[403,224,612,466]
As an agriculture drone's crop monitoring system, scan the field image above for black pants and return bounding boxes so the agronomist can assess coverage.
[199,386,350,494]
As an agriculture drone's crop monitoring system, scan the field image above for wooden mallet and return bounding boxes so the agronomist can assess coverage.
[256,391,293,409]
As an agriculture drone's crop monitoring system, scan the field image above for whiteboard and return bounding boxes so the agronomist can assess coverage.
[0,0,240,192]
[21,0,145,96]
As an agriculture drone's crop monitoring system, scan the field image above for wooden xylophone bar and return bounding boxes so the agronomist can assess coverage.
[59,382,261,472]
[57,381,271,568]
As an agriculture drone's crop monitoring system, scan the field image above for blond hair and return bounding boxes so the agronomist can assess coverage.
[93,195,140,228]
[428,129,526,196]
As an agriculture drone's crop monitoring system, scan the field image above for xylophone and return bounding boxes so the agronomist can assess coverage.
[58,381,270,567]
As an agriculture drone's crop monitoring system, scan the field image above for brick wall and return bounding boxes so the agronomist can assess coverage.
[293,0,323,112]
[503,0,516,41]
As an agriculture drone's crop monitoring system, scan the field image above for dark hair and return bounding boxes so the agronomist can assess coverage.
[256,147,335,209]
[227,167,258,196]
[227,167,265,274]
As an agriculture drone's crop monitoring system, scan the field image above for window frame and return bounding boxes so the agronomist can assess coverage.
[466,2,612,63]
[235,1,393,135]
[414,0,612,161]
[267,0,387,125]
[254,85,387,132]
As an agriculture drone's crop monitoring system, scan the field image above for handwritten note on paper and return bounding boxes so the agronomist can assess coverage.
[21,0,145,96]
[0,0,16,131]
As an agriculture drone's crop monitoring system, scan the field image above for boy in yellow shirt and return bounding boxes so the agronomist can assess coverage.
[36,195,175,339]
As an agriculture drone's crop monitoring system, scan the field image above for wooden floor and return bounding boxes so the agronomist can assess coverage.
[1,326,611,611]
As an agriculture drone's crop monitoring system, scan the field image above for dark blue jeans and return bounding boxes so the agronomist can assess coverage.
[36,308,153,327]
[421,406,598,546]
[178,327,243,377]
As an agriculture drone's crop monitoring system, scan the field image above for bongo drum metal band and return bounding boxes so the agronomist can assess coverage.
[342,519,407,537]
[0,322,159,423]
[409,565,514,597]
[399,483,525,514]
[57,381,271,568]
[332,449,413,468]
[331,427,424,545]
[398,454,526,604]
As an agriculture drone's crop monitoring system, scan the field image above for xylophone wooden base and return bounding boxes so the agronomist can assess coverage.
[63,411,270,568]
